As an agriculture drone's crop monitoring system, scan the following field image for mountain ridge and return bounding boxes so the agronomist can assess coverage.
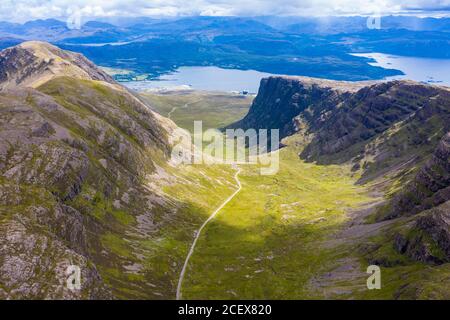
[230,75,450,267]
[0,41,115,90]
[0,41,191,299]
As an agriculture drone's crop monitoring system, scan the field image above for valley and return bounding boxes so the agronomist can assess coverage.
[0,41,448,300]
[176,137,373,299]
[141,85,449,299]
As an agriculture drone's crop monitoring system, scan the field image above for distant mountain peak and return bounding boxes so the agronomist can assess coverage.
[83,21,117,29]
[23,18,66,28]
[0,41,115,90]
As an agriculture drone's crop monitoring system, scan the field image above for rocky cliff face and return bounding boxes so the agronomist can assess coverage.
[232,76,450,181]
[381,131,449,265]
[377,130,450,263]
[394,201,450,264]
[381,132,450,220]
[301,82,447,161]
[227,76,363,140]
[233,75,450,267]
[0,42,180,299]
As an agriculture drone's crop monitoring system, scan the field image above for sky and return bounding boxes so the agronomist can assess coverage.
[0,0,449,23]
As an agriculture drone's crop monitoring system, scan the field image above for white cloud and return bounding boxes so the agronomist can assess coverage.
[0,0,449,23]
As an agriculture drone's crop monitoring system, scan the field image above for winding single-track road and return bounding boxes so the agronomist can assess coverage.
[176,167,242,300]
[167,99,202,119]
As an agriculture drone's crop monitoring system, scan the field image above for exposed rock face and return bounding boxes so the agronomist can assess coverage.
[227,76,364,140]
[301,82,447,162]
[0,42,178,299]
[0,182,112,299]
[0,41,114,90]
[233,75,450,269]
[394,201,450,264]
[382,132,450,220]
[416,202,450,259]
[229,77,450,179]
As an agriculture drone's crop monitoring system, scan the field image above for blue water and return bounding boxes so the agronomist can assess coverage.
[122,66,279,93]
[122,54,450,93]
[352,53,450,86]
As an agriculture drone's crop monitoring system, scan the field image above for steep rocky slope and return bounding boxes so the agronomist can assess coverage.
[393,201,450,264]
[232,76,450,180]
[0,41,114,90]
[383,132,450,264]
[227,76,368,139]
[300,81,450,181]
[0,42,188,299]
[231,75,450,272]
[380,132,450,220]
[231,77,450,180]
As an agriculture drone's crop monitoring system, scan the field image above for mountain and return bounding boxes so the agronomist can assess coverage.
[83,21,117,29]
[0,19,71,41]
[129,16,278,35]
[390,134,450,264]
[229,75,450,267]
[0,41,186,299]
[300,81,450,174]
[0,41,115,90]
[282,16,450,34]
[338,29,450,59]
[22,19,67,29]
[60,35,401,81]
[227,76,370,139]
[231,76,450,177]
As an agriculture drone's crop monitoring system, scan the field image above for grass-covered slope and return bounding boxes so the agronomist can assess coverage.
[0,75,173,298]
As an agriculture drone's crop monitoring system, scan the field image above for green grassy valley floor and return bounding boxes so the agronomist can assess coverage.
[142,91,373,298]
[140,90,253,132]
[180,138,373,299]
[140,90,449,299]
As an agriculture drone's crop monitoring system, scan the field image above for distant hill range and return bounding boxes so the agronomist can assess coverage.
[0,16,449,81]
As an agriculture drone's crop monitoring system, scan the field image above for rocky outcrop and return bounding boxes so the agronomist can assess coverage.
[300,81,449,163]
[227,76,365,141]
[394,201,450,264]
[0,41,114,90]
[0,181,112,299]
[232,76,450,184]
[381,132,450,220]
[416,202,450,259]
